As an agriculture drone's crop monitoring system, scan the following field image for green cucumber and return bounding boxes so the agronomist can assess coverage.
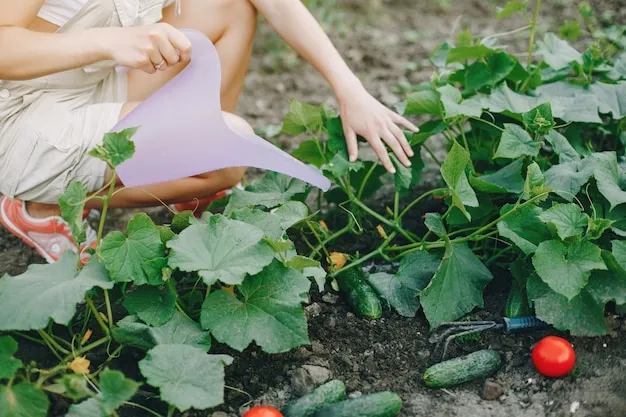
[423,349,502,388]
[313,392,402,417]
[504,283,531,318]
[282,380,347,417]
[336,268,382,319]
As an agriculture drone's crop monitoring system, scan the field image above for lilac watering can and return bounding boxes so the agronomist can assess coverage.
[113,29,331,191]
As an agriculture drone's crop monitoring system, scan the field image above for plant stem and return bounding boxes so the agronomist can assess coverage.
[330,232,397,277]
[351,197,418,242]
[167,405,175,417]
[422,144,443,166]
[457,123,475,172]
[72,336,111,358]
[393,192,400,220]
[103,290,114,331]
[312,217,354,255]
[308,221,331,259]
[86,296,110,337]
[97,169,117,245]
[527,0,542,70]
[125,402,165,417]
[12,331,47,346]
[398,188,447,220]
[469,116,504,132]
[38,330,70,355]
[357,163,378,199]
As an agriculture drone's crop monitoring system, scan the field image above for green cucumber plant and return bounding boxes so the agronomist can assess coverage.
[0,128,325,416]
[280,0,626,335]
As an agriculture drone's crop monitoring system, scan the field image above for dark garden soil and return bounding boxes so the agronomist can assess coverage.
[1,1,625,416]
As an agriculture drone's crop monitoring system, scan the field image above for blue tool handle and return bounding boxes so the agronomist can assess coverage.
[503,316,549,332]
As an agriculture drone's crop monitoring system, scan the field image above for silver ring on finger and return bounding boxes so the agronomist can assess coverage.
[154,58,166,71]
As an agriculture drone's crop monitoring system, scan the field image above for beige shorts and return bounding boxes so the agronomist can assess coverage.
[0,0,176,204]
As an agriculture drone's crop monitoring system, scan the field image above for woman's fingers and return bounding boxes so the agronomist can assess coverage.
[166,26,193,63]
[388,122,414,158]
[344,126,359,162]
[381,127,411,168]
[391,112,419,132]
[154,34,180,67]
[368,132,395,174]
[145,41,165,72]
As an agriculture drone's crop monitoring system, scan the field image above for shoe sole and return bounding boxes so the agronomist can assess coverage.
[0,198,58,264]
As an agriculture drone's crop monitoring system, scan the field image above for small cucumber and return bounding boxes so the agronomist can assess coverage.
[423,349,502,388]
[336,268,382,319]
[504,283,531,318]
[282,380,346,417]
[314,391,402,417]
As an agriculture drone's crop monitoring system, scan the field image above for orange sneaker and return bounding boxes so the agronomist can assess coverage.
[0,196,97,264]
[170,183,242,218]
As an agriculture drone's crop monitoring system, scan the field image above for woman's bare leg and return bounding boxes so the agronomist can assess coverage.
[127,0,257,112]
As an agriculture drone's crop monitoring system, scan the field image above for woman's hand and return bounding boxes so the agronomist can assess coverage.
[337,83,419,174]
[100,23,192,74]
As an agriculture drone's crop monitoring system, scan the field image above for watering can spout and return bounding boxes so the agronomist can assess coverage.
[113,29,331,192]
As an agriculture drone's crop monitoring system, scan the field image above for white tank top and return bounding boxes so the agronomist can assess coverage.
[38,0,89,27]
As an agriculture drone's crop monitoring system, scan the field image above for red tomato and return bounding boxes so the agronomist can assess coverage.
[243,406,283,417]
[532,336,576,377]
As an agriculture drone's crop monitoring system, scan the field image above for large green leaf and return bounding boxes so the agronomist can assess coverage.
[100,213,167,285]
[532,240,606,300]
[441,141,479,220]
[585,270,626,306]
[201,260,310,353]
[225,173,307,214]
[527,274,608,336]
[122,286,176,327]
[497,204,551,255]
[470,159,524,194]
[536,81,625,120]
[0,336,22,380]
[437,85,483,118]
[88,127,137,167]
[291,140,326,168]
[167,215,274,286]
[0,383,49,417]
[231,202,309,240]
[368,251,440,317]
[0,255,112,331]
[404,90,442,116]
[478,83,602,123]
[139,345,232,412]
[545,158,595,201]
[538,203,589,240]
[58,181,88,246]
[281,100,323,135]
[464,52,517,91]
[113,312,211,351]
[544,130,579,163]
[420,243,493,327]
[446,44,494,64]
[536,33,582,70]
[589,82,626,119]
[592,152,626,210]
[494,124,538,159]
[99,369,140,415]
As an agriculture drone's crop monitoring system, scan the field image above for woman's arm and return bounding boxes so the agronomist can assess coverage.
[0,0,191,81]
[249,0,418,173]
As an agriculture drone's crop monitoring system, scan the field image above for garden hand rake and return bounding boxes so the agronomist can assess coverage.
[430,316,549,360]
